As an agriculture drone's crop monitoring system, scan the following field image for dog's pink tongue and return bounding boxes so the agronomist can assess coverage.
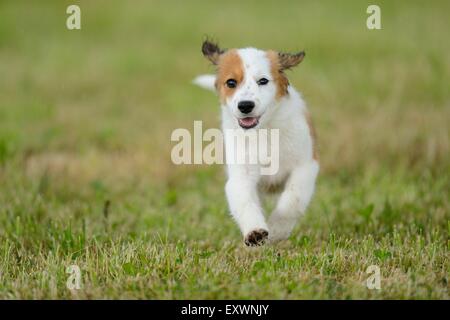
[239,117,258,127]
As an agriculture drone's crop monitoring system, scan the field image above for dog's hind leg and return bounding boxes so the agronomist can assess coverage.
[268,160,319,242]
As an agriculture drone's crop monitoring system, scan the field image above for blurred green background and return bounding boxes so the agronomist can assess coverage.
[0,0,448,299]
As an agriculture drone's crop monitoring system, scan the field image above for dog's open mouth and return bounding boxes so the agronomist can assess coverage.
[238,117,259,129]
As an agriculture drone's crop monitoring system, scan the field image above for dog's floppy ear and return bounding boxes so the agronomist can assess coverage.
[278,51,305,70]
[202,40,225,65]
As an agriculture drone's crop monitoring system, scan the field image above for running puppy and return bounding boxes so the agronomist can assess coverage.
[194,40,319,246]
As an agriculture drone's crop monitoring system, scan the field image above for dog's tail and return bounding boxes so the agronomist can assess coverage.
[192,74,216,91]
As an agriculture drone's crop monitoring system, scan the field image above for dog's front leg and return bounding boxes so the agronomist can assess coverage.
[225,169,268,246]
[268,160,319,242]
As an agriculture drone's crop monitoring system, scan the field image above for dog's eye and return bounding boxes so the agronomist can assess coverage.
[226,79,237,88]
[257,78,269,85]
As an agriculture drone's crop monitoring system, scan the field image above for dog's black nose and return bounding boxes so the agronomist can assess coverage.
[238,100,255,114]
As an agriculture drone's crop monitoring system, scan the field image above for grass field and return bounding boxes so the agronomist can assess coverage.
[0,0,449,299]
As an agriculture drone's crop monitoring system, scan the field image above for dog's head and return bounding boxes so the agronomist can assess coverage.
[201,40,305,129]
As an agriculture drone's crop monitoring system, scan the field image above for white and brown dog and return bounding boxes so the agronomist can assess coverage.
[194,40,319,246]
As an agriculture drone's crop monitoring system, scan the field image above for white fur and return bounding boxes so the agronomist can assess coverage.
[195,47,319,243]
[193,74,216,91]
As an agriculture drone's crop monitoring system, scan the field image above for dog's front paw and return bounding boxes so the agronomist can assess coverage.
[244,229,269,247]
[267,216,295,243]
[267,230,290,243]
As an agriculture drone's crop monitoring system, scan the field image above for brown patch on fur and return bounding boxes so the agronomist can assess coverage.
[215,49,244,103]
[266,50,290,99]
[305,111,319,161]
